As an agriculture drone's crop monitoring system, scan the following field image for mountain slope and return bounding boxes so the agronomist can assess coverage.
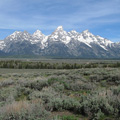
[0,26,120,58]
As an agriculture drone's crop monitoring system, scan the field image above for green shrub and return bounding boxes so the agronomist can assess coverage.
[112,86,120,95]
[0,87,16,103]
[15,86,32,101]
[24,79,48,91]
[60,115,79,120]
[0,79,14,88]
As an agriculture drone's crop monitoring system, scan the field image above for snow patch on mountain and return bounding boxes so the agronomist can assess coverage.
[0,40,6,50]
[96,36,113,46]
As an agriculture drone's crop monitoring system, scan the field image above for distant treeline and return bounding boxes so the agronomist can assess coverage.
[0,60,120,69]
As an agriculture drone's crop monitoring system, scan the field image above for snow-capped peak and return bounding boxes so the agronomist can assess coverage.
[68,30,79,39]
[81,29,94,37]
[82,29,89,33]
[56,26,63,31]
[71,30,78,34]
[49,26,71,44]
[33,30,45,38]
[31,30,47,47]
[10,31,22,38]
[78,30,96,43]
[51,26,66,36]
[13,31,21,34]
[22,31,30,37]
[68,30,79,35]
[4,31,31,44]
[10,31,30,38]
[33,30,43,35]
[5,31,22,41]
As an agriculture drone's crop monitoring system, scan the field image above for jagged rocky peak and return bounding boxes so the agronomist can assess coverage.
[49,26,71,44]
[68,30,79,37]
[4,31,22,42]
[81,29,94,36]
[56,26,63,31]
[82,29,89,33]
[33,30,45,39]
[9,31,22,38]
[79,29,96,41]
[23,30,29,34]
[70,30,78,34]
[33,30,44,35]
[51,26,66,36]
[4,30,31,44]
[9,31,30,38]
[12,31,22,34]
[15,31,31,40]
[22,31,31,37]
[53,26,66,34]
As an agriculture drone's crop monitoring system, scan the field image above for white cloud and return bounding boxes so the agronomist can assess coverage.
[0,0,119,31]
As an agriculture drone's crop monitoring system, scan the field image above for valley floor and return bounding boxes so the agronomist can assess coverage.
[0,60,120,120]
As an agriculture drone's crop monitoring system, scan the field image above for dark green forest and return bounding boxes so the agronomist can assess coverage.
[0,60,120,69]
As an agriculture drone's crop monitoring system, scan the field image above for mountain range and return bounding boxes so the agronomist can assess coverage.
[0,26,120,58]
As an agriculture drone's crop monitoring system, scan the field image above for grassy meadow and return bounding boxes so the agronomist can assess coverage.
[0,59,120,120]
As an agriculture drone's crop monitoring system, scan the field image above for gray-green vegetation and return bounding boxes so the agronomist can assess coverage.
[0,60,120,120]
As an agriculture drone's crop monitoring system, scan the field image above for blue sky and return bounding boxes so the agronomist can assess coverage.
[0,0,120,42]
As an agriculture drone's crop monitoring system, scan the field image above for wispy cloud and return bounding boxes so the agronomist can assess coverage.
[0,0,120,41]
[0,0,120,29]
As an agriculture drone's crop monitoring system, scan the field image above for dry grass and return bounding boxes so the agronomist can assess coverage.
[1,101,29,114]
[30,98,43,104]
